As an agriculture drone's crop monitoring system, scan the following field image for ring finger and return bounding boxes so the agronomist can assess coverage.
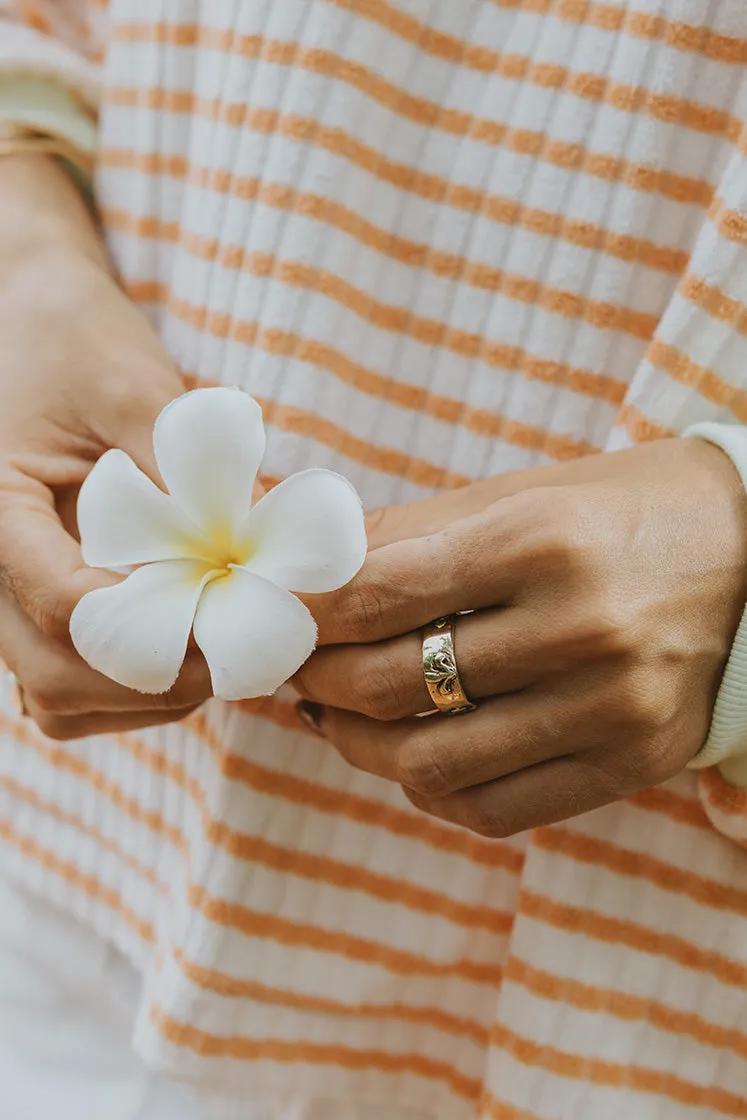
[295,606,546,721]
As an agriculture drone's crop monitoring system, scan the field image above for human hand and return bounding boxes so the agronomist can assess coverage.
[0,157,213,739]
[296,438,747,836]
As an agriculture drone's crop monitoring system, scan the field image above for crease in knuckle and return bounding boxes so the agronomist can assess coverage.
[352,649,407,720]
[465,800,513,839]
[395,736,453,797]
[27,673,73,715]
[344,577,392,642]
[29,584,76,640]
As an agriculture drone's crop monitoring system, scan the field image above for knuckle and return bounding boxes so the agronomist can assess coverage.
[619,675,668,731]
[33,712,77,741]
[465,800,514,839]
[27,582,77,639]
[343,577,392,642]
[564,599,638,661]
[350,649,407,720]
[395,735,453,797]
[26,671,73,715]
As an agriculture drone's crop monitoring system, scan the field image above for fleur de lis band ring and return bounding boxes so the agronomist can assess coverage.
[421,616,477,715]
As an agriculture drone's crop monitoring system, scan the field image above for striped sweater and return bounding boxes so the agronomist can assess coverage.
[4,0,747,1116]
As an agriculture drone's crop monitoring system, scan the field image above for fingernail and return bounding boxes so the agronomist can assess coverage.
[296,701,326,739]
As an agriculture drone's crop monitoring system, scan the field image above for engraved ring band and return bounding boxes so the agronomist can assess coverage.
[421,616,477,716]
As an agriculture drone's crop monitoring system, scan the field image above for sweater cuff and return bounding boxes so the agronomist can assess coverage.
[0,74,96,198]
[684,422,747,783]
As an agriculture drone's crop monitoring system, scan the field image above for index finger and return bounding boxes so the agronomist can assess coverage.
[305,499,528,646]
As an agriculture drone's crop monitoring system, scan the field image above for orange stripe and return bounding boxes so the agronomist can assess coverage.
[173,947,489,1046]
[112,210,632,396]
[6,811,483,1099]
[699,767,747,818]
[106,204,626,418]
[148,342,478,487]
[191,708,526,872]
[1,717,507,1020]
[18,2,51,34]
[4,712,516,937]
[487,0,747,67]
[489,1021,747,1114]
[5,732,496,1043]
[505,954,747,1061]
[320,0,743,140]
[648,338,747,421]
[480,1091,543,1120]
[0,715,186,851]
[0,773,165,891]
[618,401,675,444]
[115,210,657,345]
[535,826,747,916]
[521,888,747,987]
[709,194,747,247]
[102,146,688,277]
[209,819,514,935]
[0,816,153,942]
[6,811,487,1092]
[630,786,711,831]
[132,282,601,467]
[102,86,715,209]
[5,712,519,940]
[116,16,741,145]
[6,752,496,1044]
[151,1006,481,1100]
[191,882,502,985]
[681,273,747,338]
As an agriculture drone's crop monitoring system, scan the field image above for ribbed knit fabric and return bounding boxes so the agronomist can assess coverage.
[5,1,747,1116]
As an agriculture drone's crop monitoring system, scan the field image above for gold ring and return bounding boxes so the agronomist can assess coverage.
[422,616,477,715]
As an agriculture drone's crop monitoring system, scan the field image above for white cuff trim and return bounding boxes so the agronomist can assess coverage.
[685,422,747,783]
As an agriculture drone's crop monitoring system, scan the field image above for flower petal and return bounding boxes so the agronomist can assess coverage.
[153,388,265,541]
[193,568,317,700]
[70,559,213,694]
[237,469,367,593]
[78,449,214,569]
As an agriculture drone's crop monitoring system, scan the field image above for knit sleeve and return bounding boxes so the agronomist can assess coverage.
[602,107,747,841]
[0,2,100,110]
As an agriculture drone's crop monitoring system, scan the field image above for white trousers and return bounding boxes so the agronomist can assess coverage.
[0,873,426,1120]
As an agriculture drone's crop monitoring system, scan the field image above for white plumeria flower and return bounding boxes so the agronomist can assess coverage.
[70,388,367,701]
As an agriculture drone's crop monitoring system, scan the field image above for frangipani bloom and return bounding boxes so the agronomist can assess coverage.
[70,388,367,700]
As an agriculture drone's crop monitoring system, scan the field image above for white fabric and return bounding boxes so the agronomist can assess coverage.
[0,873,429,1120]
[685,423,747,783]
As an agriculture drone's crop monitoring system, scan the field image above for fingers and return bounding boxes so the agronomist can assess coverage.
[0,484,114,639]
[23,695,203,741]
[0,590,212,717]
[308,505,525,647]
[303,690,580,798]
[295,606,542,719]
[404,751,628,837]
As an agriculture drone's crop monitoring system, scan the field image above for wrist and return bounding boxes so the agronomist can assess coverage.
[0,154,108,278]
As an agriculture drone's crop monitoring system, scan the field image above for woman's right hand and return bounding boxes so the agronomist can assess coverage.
[0,155,213,739]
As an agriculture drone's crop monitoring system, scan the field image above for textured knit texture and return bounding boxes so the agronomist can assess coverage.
[686,422,747,780]
[4,1,747,1117]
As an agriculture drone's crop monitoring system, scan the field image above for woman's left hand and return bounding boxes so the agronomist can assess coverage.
[295,438,747,836]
